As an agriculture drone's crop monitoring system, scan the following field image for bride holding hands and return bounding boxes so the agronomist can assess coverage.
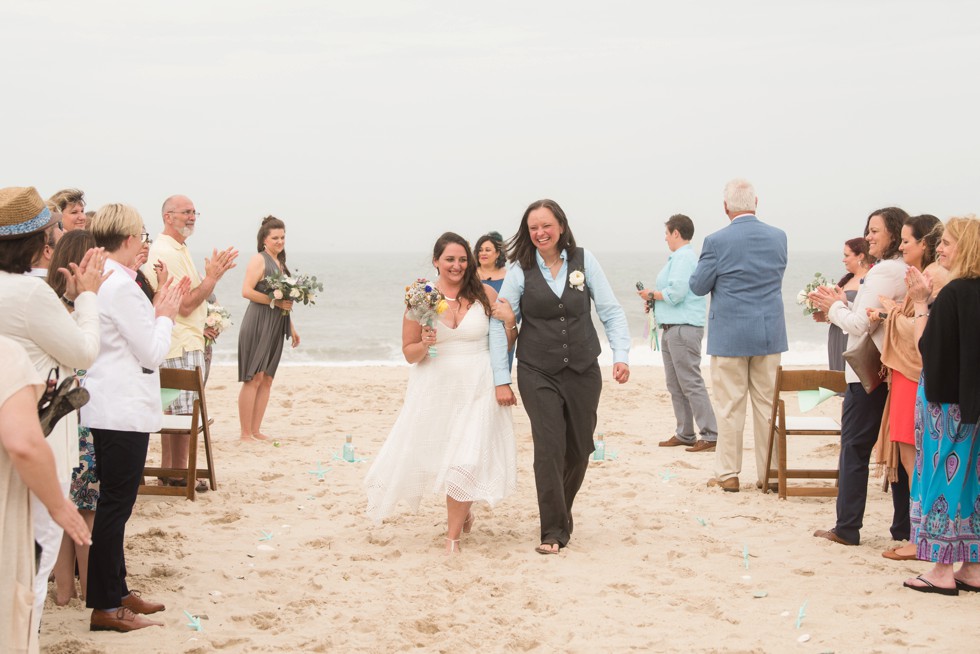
[365,232,517,554]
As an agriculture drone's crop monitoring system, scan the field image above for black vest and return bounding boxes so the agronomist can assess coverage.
[517,247,601,374]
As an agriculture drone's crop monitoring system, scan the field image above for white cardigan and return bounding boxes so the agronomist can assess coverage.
[0,271,100,481]
[827,257,908,384]
[80,259,174,433]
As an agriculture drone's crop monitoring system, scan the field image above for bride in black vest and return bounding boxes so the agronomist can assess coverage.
[490,199,631,555]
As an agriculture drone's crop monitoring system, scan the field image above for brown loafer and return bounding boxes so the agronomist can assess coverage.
[813,529,857,546]
[707,476,740,492]
[121,590,165,615]
[90,607,164,632]
[882,548,918,561]
[685,440,716,453]
[659,435,691,447]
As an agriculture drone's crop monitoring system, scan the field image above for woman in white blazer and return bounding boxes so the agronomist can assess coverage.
[80,204,187,633]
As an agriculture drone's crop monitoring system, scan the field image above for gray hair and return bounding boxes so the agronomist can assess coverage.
[723,178,757,214]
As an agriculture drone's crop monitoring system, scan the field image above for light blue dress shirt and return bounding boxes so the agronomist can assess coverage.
[654,243,706,327]
[489,248,630,385]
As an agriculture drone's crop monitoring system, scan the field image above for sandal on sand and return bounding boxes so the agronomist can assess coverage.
[882,548,917,561]
[535,542,561,555]
[955,579,980,593]
[445,538,461,554]
[903,575,958,596]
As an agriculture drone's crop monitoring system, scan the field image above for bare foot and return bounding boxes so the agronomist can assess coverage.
[55,588,78,607]
[253,432,271,441]
[893,543,916,557]
[445,538,461,554]
[239,434,259,442]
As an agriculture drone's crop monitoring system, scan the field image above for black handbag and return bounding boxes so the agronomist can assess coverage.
[842,334,886,394]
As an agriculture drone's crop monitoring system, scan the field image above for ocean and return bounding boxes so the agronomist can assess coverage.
[204,250,840,369]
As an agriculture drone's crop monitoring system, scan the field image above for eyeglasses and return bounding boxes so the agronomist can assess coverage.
[168,209,200,217]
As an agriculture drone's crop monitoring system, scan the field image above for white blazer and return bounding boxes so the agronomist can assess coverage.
[81,259,174,433]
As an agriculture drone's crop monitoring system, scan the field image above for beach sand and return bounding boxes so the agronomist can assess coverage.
[39,365,973,653]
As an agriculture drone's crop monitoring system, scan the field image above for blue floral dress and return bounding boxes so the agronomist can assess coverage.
[71,369,99,511]
[911,375,980,563]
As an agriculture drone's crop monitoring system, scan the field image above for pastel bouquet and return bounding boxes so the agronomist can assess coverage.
[796,272,833,316]
[264,270,324,316]
[404,278,448,357]
[204,301,232,346]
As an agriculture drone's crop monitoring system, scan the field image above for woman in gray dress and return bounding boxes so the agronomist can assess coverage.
[237,216,300,442]
[822,236,871,370]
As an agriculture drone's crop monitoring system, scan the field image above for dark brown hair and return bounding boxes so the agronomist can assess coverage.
[257,216,290,275]
[506,199,577,270]
[905,214,943,269]
[665,214,695,240]
[0,232,45,274]
[432,232,492,317]
[837,236,872,287]
[46,230,97,298]
[474,231,506,269]
[865,207,908,261]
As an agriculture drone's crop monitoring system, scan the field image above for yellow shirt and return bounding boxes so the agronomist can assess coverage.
[146,233,205,358]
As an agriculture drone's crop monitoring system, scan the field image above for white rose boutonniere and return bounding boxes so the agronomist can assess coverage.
[568,270,585,291]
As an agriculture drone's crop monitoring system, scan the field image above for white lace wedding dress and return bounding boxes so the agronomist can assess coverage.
[365,303,516,521]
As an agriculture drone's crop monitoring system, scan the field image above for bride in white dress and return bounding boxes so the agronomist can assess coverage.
[365,232,517,553]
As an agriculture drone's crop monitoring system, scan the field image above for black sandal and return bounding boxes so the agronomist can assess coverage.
[37,371,90,436]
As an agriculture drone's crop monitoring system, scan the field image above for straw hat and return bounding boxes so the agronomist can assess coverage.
[0,186,57,240]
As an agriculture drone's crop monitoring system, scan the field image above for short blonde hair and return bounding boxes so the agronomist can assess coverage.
[944,215,980,281]
[89,203,143,252]
[48,188,85,213]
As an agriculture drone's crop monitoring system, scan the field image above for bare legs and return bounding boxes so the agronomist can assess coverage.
[52,508,95,605]
[161,433,190,473]
[892,442,918,557]
[445,496,473,554]
[238,373,275,441]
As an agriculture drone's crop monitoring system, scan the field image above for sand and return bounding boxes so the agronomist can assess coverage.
[38,364,974,653]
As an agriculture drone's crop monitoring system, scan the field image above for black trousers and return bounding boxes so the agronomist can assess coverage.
[517,362,601,548]
[834,382,888,544]
[86,429,149,610]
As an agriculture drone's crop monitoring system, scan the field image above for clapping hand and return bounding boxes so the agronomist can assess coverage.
[59,247,112,299]
[154,275,191,319]
[152,260,169,289]
[808,285,846,314]
[906,266,932,303]
[204,247,239,282]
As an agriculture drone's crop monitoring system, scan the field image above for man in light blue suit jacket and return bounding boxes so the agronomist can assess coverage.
[689,179,787,492]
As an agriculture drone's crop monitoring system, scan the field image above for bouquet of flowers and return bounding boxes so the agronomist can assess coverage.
[204,301,232,346]
[264,270,324,316]
[796,272,833,316]
[404,278,448,357]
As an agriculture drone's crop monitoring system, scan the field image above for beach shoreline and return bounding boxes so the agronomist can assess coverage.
[39,364,973,652]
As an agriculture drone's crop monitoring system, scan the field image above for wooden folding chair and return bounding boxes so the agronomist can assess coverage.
[139,366,216,501]
[763,367,846,499]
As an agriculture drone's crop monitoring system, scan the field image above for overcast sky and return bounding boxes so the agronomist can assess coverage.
[2,1,977,254]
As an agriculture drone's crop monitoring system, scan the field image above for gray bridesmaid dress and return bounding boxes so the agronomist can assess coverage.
[237,252,290,382]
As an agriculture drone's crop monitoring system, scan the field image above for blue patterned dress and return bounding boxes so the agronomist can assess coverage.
[911,376,980,563]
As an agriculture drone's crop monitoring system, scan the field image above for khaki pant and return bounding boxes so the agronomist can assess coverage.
[710,354,780,485]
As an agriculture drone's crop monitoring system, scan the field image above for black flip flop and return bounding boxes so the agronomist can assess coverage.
[535,542,561,555]
[903,575,959,596]
[955,579,980,593]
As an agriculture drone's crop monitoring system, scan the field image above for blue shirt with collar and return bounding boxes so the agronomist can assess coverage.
[654,243,706,327]
[489,248,630,385]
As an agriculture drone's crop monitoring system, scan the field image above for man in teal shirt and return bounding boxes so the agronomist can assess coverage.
[638,214,717,452]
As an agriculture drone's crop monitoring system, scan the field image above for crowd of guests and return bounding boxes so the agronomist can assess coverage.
[0,185,301,643]
[2,179,977,647]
